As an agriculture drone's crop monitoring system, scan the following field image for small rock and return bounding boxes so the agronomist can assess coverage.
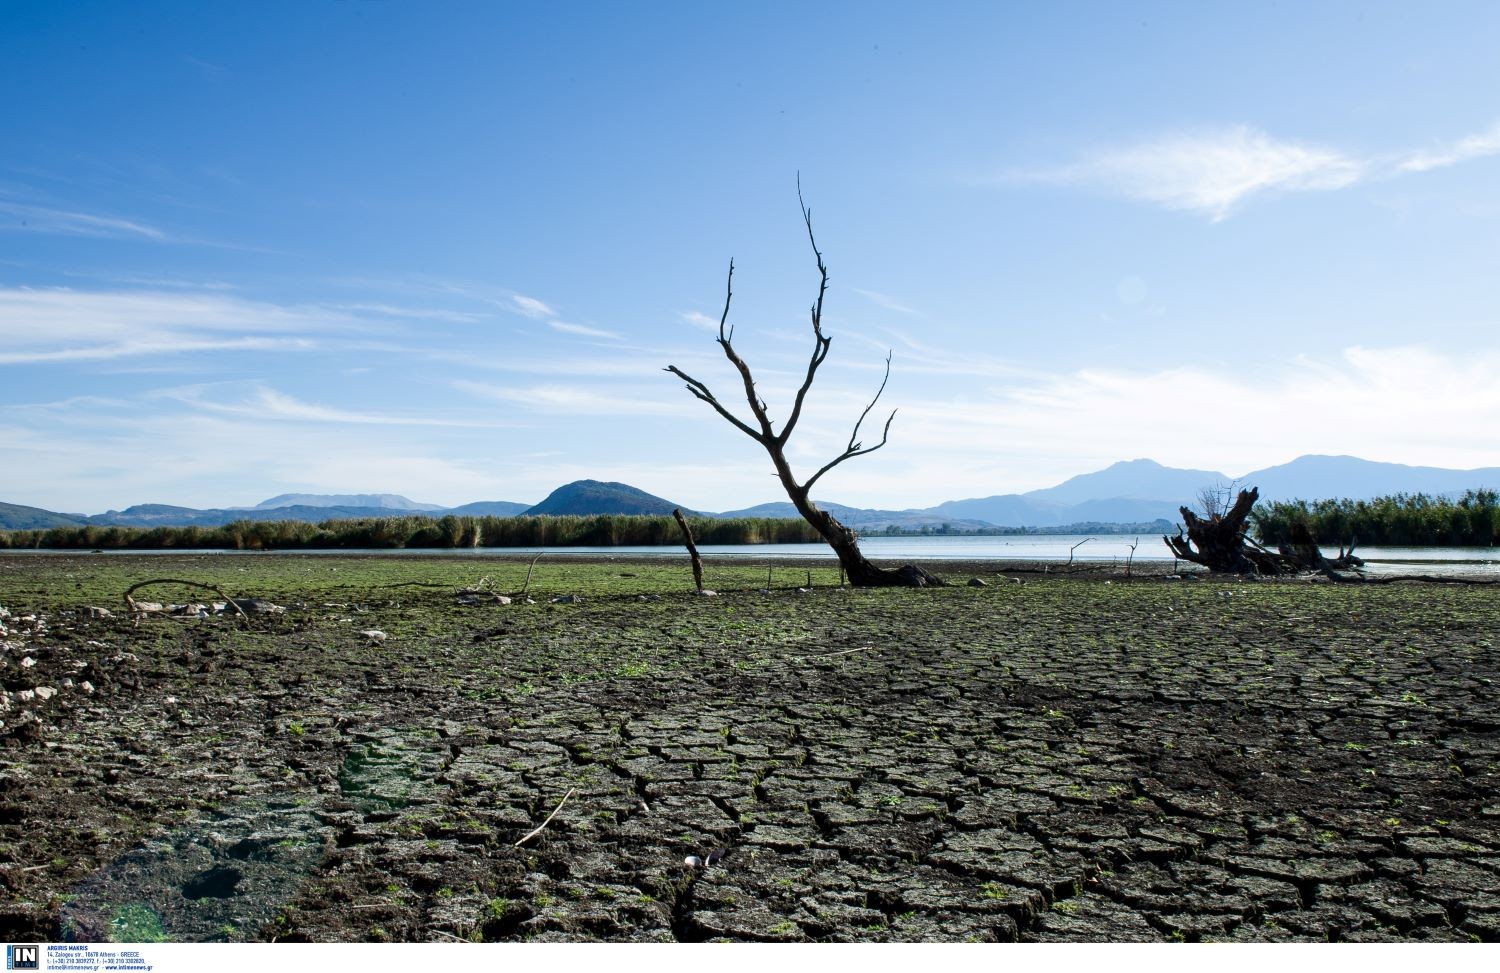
[21,657,35,668]
[683,855,703,868]
[696,589,718,597]
[85,606,114,619]
[33,686,57,701]
[79,681,95,694]
[359,630,388,645]
[968,578,988,587]
[225,598,285,615]
[16,690,35,703]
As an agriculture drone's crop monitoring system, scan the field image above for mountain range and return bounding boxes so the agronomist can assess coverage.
[3,455,1498,533]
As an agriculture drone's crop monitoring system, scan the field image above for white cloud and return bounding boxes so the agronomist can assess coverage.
[548,320,620,340]
[1021,119,1500,220]
[0,286,390,365]
[1397,120,1500,173]
[888,345,1500,493]
[509,294,555,319]
[1034,126,1363,221]
[679,310,721,331]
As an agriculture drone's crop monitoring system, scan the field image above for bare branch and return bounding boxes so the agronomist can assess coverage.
[845,352,893,451]
[802,406,897,495]
[780,177,833,445]
[664,365,764,442]
[718,259,735,340]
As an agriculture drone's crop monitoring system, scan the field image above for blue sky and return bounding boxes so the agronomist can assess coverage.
[3,1,1499,512]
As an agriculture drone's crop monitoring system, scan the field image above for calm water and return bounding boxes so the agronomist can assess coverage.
[13,533,1498,574]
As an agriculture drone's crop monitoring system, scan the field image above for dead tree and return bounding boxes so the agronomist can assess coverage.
[1165,486,1365,576]
[665,188,939,588]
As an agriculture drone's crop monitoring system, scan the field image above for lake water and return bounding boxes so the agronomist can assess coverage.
[15,533,1498,574]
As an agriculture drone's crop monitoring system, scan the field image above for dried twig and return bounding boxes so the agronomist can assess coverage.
[513,787,576,847]
[793,644,876,661]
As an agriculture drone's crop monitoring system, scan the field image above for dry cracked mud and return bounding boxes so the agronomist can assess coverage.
[0,553,1497,942]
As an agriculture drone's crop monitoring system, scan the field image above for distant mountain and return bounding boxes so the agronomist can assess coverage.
[523,480,687,517]
[7,455,1500,533]
[926,494,1065,526]
[715,501,993,532]
[86,503,455,528]
[443,500,533,517]
[1023,458,1229,506]
[251,493,445,511]
[0,502,86,530]
[1245,455,1500,502]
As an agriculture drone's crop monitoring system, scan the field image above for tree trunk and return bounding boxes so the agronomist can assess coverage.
[779,470,939,587]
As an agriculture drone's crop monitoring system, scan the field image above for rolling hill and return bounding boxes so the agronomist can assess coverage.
[523,480,687,517]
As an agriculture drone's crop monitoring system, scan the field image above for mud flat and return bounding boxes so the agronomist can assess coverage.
[0,553,1497,942]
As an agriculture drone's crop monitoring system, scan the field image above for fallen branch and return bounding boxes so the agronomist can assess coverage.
[123,579,249,621]
[1330,573,1499,586]
[513,787,576,847]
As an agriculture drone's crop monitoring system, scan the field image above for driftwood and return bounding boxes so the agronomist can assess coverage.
[1165,487,1365,577]
[521,551,544,595]
[673,508,705,592]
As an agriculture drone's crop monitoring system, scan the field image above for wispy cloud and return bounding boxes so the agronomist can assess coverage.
[329,302,489,323]
[548,320,620,340]
[1397,120,1500,173]
[851,288,922,315]
[1025,126,1363,221]
[155,382,513,428]
[0,286,369,365]
[0,199,167,240]
[509,294,555,319]
[452,379,686,416]
[1019,119,1500,220]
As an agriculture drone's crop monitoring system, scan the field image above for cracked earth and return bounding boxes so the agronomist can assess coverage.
[0,554,1497,942]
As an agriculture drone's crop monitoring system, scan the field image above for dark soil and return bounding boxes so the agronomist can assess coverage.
[0,553,1496,942]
